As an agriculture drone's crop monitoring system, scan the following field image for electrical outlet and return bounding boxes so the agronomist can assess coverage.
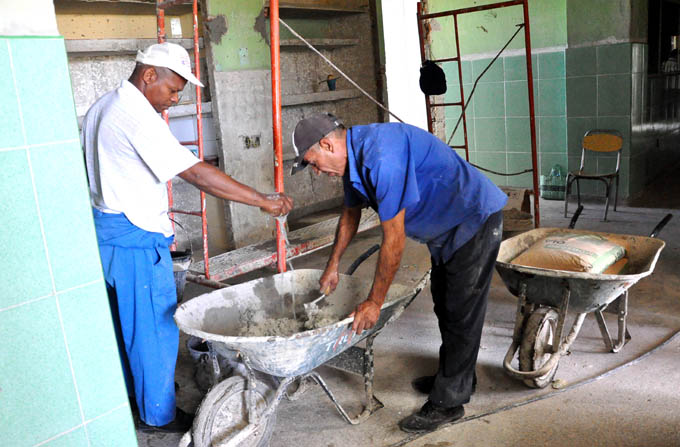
[241,135,261,149]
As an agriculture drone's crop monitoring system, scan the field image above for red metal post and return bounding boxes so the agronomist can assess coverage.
[416,2,434,133]
[270,0,287,273]
[453,13,470,162]
[522,0,540,228]
[156,4,177,249]
[192,0,210,277]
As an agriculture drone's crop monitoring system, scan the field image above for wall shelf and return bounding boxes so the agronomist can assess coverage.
[55,0,193,14]
[282,89,361,107]
[65,38,203,56]
[167,101,212,118]
[266,2,367,18]
[280,38,359,49]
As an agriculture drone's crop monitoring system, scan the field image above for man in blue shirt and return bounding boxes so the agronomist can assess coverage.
[291,113,507,433]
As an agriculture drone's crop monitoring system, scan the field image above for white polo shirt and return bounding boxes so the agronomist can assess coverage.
[83,80,200,236]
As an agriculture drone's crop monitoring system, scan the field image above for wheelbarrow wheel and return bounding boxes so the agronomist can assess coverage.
[519,307,559,389]
[192,376,276,447]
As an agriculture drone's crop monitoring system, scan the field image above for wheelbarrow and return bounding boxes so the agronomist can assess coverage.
[496,209,671,388]
[174,246,430,446]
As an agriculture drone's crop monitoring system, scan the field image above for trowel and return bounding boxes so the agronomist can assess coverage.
[303,287,331,317]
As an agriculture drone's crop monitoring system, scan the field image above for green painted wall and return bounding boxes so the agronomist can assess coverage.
[567,0,631,47]
[204,0,337,72]
[428,0,566,58]
[204,1,271,71]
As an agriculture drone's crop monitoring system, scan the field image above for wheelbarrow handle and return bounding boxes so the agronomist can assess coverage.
[345,244,380,276]
[650,214,673,238]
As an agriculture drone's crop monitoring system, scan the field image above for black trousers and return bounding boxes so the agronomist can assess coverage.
[429,211,503,408]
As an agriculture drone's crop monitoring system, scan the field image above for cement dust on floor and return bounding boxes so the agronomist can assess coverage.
[138,195,679,447]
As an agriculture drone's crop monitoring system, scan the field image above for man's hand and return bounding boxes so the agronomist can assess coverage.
[179,162,294,215]
[319,265,339,296]
[259,193,294,217]
[349,299,381,334]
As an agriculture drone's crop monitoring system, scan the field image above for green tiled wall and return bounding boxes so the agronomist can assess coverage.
[443,50,566,188]
[566,42,632,197]
[0,37,136,446]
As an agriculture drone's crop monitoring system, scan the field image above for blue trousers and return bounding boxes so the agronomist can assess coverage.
[93,209,178,426]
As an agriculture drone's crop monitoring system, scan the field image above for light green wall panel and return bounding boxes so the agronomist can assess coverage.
[204,1,271,71]
[567,0,631,47]
[428,0,566,57]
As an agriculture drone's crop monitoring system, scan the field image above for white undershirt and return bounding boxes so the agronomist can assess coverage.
[82,80,200,236]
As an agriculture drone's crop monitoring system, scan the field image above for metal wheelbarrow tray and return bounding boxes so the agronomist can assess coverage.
[496,220,668,389]
[175,268,429,447]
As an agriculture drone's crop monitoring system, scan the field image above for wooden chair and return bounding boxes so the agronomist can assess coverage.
[564,129,623,221]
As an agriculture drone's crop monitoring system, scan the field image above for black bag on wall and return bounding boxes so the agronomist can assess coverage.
[419,60,447,95]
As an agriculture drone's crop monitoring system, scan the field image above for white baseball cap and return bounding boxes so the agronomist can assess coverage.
[136,42,204,87]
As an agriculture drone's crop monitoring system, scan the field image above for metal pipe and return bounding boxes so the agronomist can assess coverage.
[269,0,286,274]
[419,0,523,20]
[156,4,177,249]
[429,102,464,107]
[191,0,210,278]
[453,13,470,161]
[430,56,460,63]
[522,0,541,228]
[169,209,202,216]
[416,2,433,133]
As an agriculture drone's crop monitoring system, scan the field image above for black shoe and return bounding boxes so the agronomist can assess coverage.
[137,408,194,433]
[411,375,435,394]
[398,401,464,433]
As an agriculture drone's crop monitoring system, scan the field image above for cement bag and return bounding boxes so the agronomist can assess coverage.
[511,233,626,273]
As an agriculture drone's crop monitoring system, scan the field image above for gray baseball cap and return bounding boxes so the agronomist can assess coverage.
[291,113,342,175]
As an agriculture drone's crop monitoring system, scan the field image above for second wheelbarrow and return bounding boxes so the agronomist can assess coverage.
[496,213,671,388]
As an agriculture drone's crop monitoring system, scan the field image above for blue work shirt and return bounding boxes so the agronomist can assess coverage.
[343,123,508,265]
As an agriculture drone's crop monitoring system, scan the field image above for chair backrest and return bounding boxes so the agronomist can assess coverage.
[579,129,623,173]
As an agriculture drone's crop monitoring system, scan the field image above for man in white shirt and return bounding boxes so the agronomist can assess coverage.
[82,42,293,433]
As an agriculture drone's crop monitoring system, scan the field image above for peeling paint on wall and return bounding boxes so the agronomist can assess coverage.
[254,7,269,45]
[205,14,228,45]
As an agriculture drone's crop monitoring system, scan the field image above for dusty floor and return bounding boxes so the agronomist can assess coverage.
[138,178,680,447]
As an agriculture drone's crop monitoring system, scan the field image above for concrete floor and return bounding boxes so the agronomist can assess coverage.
[138,178,680,447]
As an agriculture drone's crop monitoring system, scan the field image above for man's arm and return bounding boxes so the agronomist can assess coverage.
[319,205,363,294]
[178,161,293,216]
[350,208,406,334]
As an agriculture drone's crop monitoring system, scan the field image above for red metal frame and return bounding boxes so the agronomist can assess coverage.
[156,0,211,276]
[269,0,287,274]
[416,0,540,228]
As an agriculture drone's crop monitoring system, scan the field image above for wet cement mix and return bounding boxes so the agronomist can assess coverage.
[236,309,337,337]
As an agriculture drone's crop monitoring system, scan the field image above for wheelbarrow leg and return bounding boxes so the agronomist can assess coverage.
[307,334,383,425]
[361,335,384,418]
[595,291,631,353]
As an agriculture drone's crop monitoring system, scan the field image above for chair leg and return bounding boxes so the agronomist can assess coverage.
[603,179,611,221]
[614,175,619,212]
[576,179,581,207]
[564,175,572,217]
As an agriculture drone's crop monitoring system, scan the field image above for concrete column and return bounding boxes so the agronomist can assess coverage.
[203,0,276,249]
